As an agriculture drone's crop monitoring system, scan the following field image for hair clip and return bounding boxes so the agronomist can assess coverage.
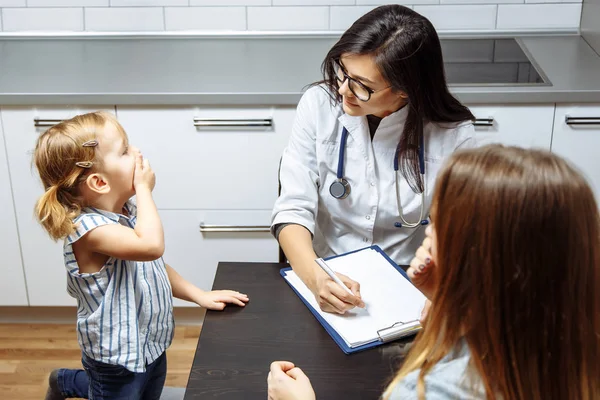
[75,161,93,169]
[82,140,98,147]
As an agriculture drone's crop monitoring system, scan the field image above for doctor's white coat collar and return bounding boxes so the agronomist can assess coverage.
[337,103,409,141]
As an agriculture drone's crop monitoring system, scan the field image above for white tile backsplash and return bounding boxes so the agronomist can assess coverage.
[85,7,164,31]
[273,0,354,5]
[0,1,584,32]
[526,0,580,3]
[247,6,329,30]
[2,7,83,31]
[414,5,497,30]
[27,0,108,6]
[442,0,521,4]
[356,0,428,3]
[109,0,187,6]
[165,7,246,31]
[497,4,582,29]
[0,0,25,6]
[190,0,270,5]
[330,6,377,31]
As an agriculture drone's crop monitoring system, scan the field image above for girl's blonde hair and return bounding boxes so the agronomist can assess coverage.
[383,145,600,400]
[33,111,123,241]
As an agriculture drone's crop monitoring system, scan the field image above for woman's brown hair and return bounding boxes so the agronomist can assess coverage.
[384,144,600,399]
[33,111,123,241]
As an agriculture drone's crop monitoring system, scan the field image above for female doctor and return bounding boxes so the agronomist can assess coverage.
[271,5,476,314]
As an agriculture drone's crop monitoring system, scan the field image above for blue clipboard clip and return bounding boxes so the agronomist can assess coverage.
[377,320,422,343]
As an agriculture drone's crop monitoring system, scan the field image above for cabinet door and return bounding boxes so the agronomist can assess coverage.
[0,110,28,305]
[160,209,278,307]
[116,106,295,210]
[2,106,115,306]
[552,104,600,199]
[468,105,555,149]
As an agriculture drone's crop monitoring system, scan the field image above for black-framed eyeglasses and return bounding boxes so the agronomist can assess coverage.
[332,60,391,102]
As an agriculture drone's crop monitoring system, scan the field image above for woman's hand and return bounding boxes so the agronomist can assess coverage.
[313,269,365,314]
[267,361,316,400]
[407,229,436,300]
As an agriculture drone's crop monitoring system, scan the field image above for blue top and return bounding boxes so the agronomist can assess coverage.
[389,339,487,399]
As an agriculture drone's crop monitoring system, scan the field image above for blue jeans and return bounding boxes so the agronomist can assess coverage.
[57,352,167,399]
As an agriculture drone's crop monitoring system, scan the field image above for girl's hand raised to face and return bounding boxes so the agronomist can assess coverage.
[133,153,155,192]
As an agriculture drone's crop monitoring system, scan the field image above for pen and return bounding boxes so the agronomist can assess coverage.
[315,257,356,297]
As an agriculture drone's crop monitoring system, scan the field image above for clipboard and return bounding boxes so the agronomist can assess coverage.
[280,245,423,354]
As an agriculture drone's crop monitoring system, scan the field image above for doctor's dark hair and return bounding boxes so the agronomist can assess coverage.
[317,4,474,193]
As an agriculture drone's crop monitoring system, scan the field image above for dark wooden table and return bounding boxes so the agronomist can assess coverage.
[184,262,413,399]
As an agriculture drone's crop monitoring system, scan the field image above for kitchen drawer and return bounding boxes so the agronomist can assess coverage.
[159,209,278,307]
[467,104,555,149]
[2,106,116,306]
[0,108,28,306]
[551,104,600,200]
[116,106,295,210]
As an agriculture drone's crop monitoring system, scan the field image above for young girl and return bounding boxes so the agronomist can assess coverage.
[267,145,600,400]
[36,111,249,400]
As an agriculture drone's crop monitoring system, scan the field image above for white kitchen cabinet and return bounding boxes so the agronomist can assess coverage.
[160,209,278,307]
[116,106,293,303]
[4,101,570,308]
[551,104,600,199]
[2,105,288,307]
[1,106,115,306]
[0,109,28,306]
[115,106,295,210]
[468,104,555,149]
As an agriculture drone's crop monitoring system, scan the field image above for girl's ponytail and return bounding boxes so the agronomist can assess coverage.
[35,184,80,241]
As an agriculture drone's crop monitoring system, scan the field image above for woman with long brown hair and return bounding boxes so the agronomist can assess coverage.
[268,144,600,400]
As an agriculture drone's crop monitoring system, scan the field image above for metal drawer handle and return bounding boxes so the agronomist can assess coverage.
[473,117,494,127]
[34,118,63,127]
[199,224,270,233]
[193,118,273,128]
[565,116,600,125]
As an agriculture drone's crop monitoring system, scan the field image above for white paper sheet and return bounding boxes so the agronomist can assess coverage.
[284,247,427,348]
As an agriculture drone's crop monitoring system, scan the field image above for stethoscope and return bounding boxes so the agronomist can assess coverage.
[328,127,429,229]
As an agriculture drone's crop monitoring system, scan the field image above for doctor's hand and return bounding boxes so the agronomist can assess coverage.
[313,269,365,314]
[407,232,436,300]
[267,361,316,400]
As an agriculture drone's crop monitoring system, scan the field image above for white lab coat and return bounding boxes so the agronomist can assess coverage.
[272,85,476,265]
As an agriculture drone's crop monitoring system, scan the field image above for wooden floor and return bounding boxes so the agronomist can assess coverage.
[0,323,201,400]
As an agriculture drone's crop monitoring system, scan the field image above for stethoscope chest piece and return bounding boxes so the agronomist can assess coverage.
[329,178,351,199]
[331,125,428,228]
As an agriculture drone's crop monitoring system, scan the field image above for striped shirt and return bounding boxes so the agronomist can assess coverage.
[64,200,174,373]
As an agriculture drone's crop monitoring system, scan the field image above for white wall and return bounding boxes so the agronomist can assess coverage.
[0,1,582,33]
